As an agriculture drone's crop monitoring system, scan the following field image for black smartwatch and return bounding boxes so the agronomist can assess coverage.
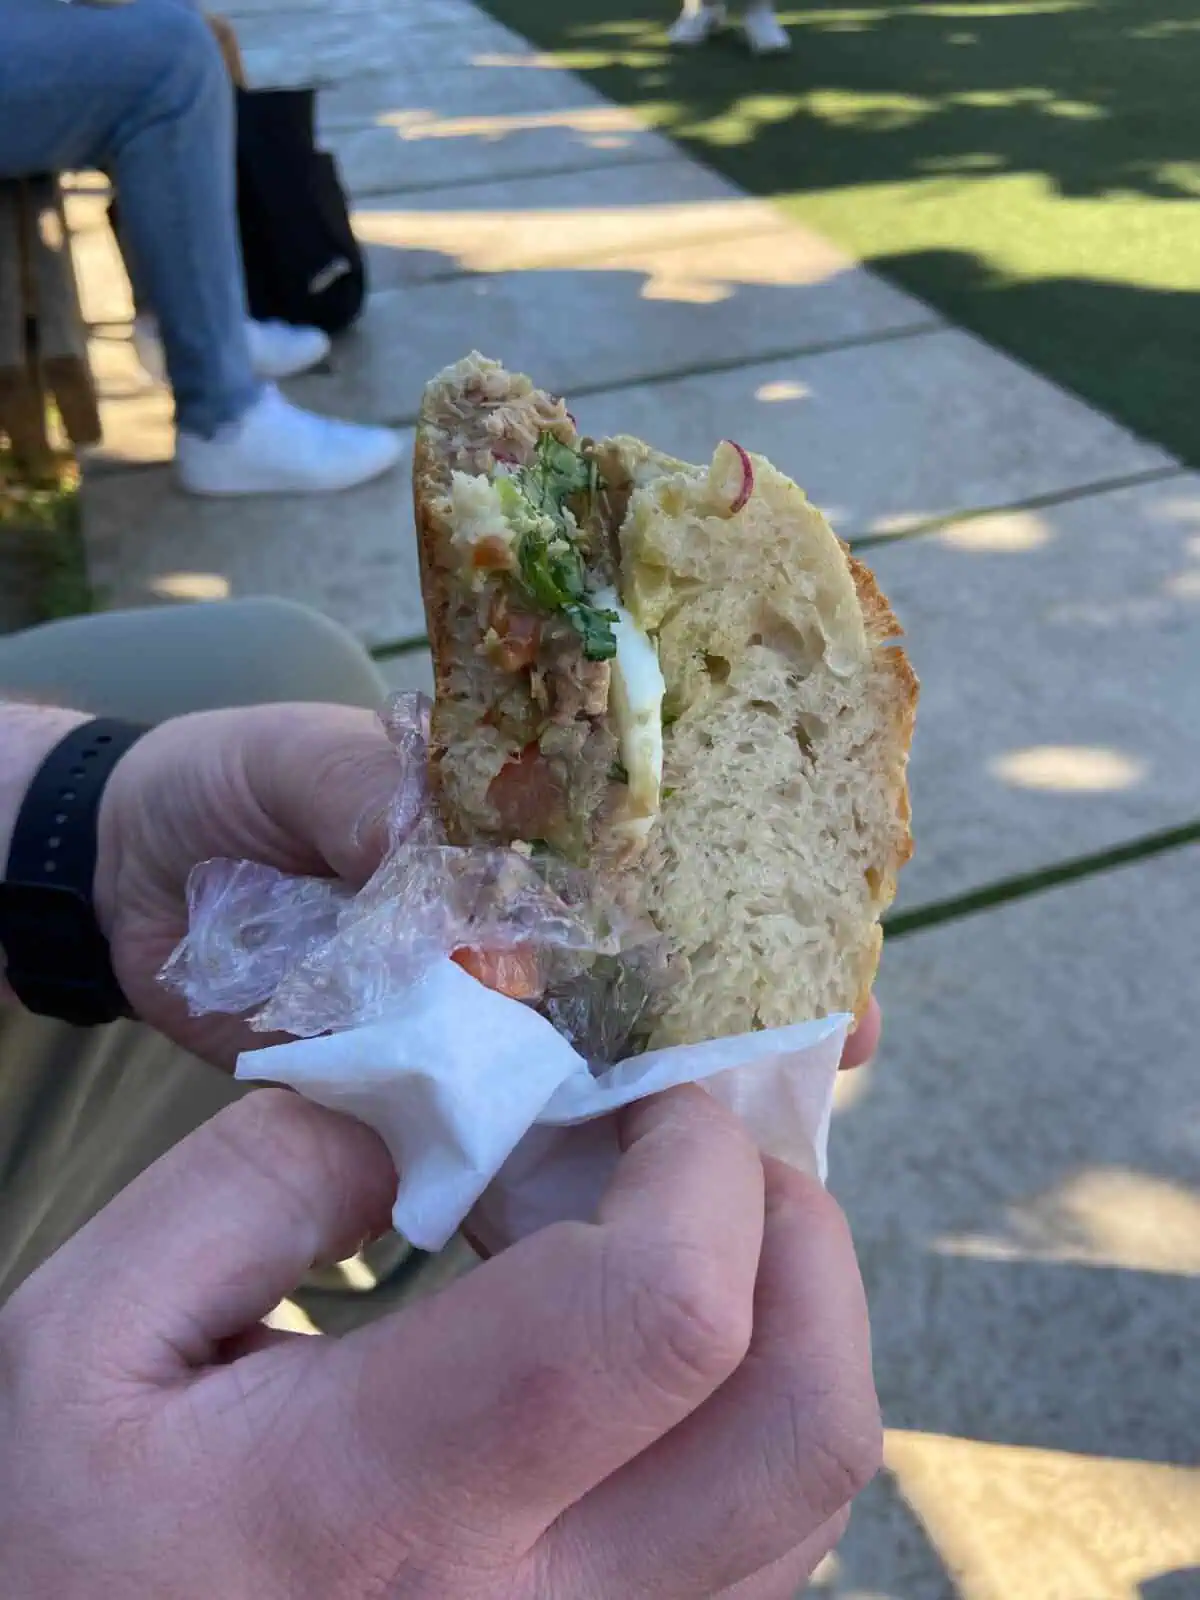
[0,717,147,1027]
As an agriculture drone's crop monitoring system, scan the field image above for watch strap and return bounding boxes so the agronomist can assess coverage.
[1,717,147,1025]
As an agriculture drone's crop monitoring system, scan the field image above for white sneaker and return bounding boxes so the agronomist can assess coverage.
[246,319,331,380]
[176,385,403,496]
[743,7,791,52]
[668,3,726,44]
[133,315,331,386]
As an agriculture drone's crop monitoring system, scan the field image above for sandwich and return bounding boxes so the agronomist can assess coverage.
[412,354,916,1055]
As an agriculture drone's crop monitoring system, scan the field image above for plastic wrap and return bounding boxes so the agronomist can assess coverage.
[163,693,849,1250]
[164,694,667,1057]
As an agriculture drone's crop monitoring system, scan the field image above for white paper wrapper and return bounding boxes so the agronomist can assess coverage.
[237,957,849,1252]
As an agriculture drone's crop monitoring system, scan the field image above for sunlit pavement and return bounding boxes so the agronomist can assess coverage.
[72,2,1200,1594]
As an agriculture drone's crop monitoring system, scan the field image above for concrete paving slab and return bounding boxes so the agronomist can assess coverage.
[328,107,673,200]
[868,473,1200,908]
[352,160,785,290]
[823,854,1200,1587]
[287,247,933,427]
[238,9,522,89]
[83,445,424,649]
[573,329,1174,536]
[316,56,613,133]
[842,1438,1200,1600]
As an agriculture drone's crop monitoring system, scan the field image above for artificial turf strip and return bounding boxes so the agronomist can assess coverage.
[474,0,1200,468]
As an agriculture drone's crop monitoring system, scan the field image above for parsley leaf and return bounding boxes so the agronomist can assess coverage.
[501,432,617,662]
[564,600,619,661]
[523,432,593,515]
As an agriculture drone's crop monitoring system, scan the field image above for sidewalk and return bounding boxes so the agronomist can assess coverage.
[73,3,1200,1594]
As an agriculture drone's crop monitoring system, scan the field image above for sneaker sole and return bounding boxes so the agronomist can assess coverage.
[177,441,403,497]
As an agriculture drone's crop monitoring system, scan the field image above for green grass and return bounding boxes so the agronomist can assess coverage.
[0,452,94,628]
[474,0,1200,465]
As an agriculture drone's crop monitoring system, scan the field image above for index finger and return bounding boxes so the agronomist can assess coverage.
[322,1086,766,1557]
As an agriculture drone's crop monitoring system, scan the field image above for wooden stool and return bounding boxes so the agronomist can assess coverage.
[0,176,100,472]
[207,14,247,88]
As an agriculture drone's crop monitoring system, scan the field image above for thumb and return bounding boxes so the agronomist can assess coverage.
[244,703,416,886]
[18,1090,396,1377]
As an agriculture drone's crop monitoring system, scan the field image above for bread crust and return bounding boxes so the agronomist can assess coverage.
[411,421,469,842]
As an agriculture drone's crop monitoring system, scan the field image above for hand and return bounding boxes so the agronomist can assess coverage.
[0,1085,881,1599]
[843,993,881,1069]
[90,703,883,1073]
[94,704,404,1067]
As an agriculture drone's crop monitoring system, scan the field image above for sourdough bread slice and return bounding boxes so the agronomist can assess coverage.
[413,355,916,1049]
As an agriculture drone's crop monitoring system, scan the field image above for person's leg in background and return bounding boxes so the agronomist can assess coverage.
[668,0,728,47]
[668,0,791,53]
[0,599,412,1310]
[741,0,791,54]
[0,0,400,495]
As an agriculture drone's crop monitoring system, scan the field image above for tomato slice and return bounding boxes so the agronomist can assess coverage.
[471,535,513,571]
[487,744,565,839]
[451,946,543,1001]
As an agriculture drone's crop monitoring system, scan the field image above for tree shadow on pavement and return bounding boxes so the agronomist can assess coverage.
[477,0,1200,464]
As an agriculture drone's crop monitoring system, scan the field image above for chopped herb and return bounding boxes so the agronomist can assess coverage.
[522,432,594,519]
[662,786,676,800]
[497,431,617,661]
[662,709,679,728]
[516,526,585,612]
[564,599,619,661]
[609,759,630,784]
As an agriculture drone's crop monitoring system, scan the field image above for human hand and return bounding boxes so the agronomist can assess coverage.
[0,1084,880,1599]
[93,703,404,1066]
[90,703,882,1073]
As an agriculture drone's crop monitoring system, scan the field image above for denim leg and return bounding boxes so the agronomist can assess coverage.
[0,0,258,436]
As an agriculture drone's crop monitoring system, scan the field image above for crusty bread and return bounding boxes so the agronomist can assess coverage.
[414,357,916,1049]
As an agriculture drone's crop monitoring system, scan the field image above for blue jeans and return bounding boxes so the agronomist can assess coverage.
[0,0,259,437]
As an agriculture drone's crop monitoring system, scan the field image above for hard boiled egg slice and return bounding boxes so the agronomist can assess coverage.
[593,587,665,828]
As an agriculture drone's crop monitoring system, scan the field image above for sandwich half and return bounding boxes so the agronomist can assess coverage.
[413,354,916,1052]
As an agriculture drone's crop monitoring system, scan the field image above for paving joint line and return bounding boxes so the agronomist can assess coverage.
[369,319,942,430]
[885,823,1200,940]
[346,145,678,204]
[847,463,1191,552]
[371,634,430,661]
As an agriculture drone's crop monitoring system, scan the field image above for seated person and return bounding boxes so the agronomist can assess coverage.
[0,0,400,497]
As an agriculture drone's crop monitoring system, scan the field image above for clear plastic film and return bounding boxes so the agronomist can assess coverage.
[163,694,849,1251]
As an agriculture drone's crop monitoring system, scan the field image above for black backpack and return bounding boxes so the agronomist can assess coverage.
[235,86,365,336]
[107,85,365,337]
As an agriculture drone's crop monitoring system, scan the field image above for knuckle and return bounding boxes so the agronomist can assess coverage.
[618,1241,753,1402]
[778,1373,883,1520]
